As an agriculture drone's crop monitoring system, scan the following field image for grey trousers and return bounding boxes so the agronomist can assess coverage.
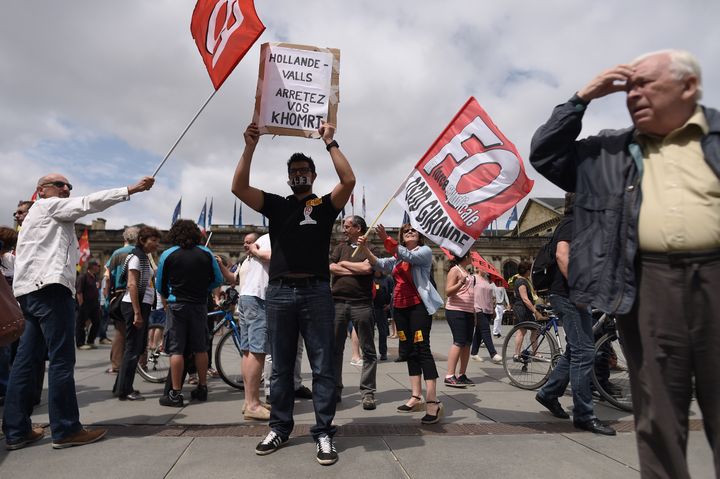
[617,254,720,479]
[333,300,377,399]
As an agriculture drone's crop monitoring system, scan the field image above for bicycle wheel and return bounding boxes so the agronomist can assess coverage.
[502,321,558,390]
[214,329,244,390]
[592,332,633,412]
[136,325,170,383]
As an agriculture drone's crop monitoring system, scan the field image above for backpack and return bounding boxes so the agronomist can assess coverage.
[531,238,556,295]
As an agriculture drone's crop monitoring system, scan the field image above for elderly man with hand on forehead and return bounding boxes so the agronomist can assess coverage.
[3,173,154,451]
[530,49,720,479]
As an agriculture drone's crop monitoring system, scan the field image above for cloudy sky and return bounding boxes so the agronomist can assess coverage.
[2,0,718,231]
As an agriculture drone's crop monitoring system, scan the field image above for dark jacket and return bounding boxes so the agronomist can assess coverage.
[529,95,720,314]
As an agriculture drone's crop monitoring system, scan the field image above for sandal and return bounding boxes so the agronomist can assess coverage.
[397,395,424,413]
[421,400,444,425]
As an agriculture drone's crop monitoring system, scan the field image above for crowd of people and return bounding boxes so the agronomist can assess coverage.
[0,48,717,477]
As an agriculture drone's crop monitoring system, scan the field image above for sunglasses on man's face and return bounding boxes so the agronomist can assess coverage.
[42,181,73,190]
[403,228,417,235]
[288,167,312,175]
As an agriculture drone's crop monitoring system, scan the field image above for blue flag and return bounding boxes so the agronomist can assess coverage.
[208,197,214,228]
[232,200,237,226]
[198,198,207,233]
[505,205,518,229]
[402,210,410,226]
[171,198,182,226]
[237,201,243,227]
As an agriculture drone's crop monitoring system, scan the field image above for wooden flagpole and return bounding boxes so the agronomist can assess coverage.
[350,172,413,258]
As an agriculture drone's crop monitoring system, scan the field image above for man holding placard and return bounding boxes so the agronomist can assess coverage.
[231,120,354,466]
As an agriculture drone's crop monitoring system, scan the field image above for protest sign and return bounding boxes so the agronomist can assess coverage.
[394,97,534,256]
[254,42,340,138]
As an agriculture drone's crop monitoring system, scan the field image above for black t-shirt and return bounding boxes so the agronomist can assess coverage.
[261,191,340,281]
[549,216,573,297]
[330,242,378,301]
[76,272,100,305]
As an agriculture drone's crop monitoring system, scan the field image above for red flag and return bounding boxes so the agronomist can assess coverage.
[470,251,508,288]
[394,97,533,256]
[440,247,508,288]
[78,228,90,268]
[191,0,265,90]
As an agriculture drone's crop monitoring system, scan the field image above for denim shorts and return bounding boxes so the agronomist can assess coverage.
[239,295,268,354]
[148,309,166,328]
[445,309,475,346]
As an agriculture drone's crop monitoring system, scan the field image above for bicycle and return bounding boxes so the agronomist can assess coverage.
[500,305,634,412]
[501,305,564,390]
[136,309,170,383]
[591,312,632,412]
[209,306,246,390]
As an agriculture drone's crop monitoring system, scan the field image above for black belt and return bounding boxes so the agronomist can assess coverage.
[271,276,327,288]
[640,248,720,266]
[334,298,371,305]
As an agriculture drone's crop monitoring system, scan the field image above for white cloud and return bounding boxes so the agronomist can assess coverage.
[2,0,718,230]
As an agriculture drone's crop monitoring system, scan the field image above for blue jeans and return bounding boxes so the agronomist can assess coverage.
[2,284,82,441]
[0,344,10,397]
[265,279,336,441]
[538,295,596,422]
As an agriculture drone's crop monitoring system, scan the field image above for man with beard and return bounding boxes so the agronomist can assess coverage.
[231,121,354,466]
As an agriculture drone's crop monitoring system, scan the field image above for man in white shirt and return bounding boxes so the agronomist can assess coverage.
[238,232,272,420]
[491,283,509,338]
[3,173,153,451]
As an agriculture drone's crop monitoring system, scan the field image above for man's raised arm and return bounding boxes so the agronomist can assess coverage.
[320,122,355,211]
[231,123,265,212]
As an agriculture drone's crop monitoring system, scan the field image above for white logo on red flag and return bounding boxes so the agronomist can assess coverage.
[191,0,265,90]
[395,97,533,256]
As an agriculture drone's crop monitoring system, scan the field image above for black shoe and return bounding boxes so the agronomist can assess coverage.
[420,400,443,425]
[573,418,617,436]
[535,393,569,419]
[159,390,184,407]
[379,355,388,361]
[394,357,406,363]
[255,430,288,455]
[457,374,475,387]
[294,385,313,399]
[315,434,338,465]
[493,333,502,338]
[191,384,208,402]
[444,375,467,388]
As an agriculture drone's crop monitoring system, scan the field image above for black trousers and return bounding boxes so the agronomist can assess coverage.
[617,254,720,479]
[75,301,100,346]
[394,303,438,380]
[113,302,150,397]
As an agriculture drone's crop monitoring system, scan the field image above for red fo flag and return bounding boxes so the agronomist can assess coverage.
[470,251,508,288]
[78,228,90,268]
[191,0,265,90]
[394,97,533,256]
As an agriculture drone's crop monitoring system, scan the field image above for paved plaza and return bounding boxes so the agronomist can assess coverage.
[0,321,713,478]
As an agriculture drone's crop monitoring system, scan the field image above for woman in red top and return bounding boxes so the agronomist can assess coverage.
[359,224,444,425]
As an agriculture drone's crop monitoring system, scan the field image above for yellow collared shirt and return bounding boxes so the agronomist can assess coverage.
[637,107,720,252]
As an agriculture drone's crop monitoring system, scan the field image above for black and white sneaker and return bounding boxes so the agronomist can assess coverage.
[315,434,338,465]
[255,430,287,456]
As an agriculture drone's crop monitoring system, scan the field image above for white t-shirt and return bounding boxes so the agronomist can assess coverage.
[122,255,155,305]
[239,234,270,300]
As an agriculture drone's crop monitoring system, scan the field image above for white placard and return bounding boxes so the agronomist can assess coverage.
[254,43,340,138]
